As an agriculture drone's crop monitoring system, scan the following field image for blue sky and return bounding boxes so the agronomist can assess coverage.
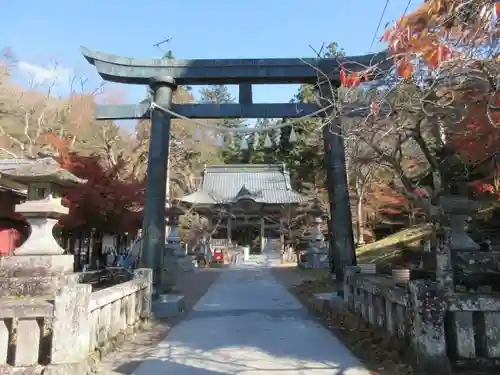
[3,0,419,129]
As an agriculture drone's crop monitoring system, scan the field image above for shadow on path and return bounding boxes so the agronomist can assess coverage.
[110,262,368,375]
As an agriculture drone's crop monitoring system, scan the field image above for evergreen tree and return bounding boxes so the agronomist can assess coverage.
[200,85,247,162]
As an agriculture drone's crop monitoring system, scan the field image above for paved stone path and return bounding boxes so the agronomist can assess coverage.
[128,255,369,375]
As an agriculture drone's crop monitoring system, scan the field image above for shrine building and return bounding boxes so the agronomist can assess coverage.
[179,164,305,251]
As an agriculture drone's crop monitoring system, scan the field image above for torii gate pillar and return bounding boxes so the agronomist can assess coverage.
[141,76,177,293]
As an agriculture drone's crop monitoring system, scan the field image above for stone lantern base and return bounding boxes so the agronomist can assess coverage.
[0,254,79,297]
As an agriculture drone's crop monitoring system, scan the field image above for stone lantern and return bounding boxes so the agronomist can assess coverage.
[161,205,191,292]
[7,159,86,255]
[305,201,328,269]
[165,206,184,253]
[440,195,480,251]
[0,158,86,297]
[168,206,193,268]
[308,201,325,244]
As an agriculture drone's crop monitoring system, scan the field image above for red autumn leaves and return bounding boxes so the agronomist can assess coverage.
[339,69,364,88]
[380,0,457,79]
[46,134,146,233]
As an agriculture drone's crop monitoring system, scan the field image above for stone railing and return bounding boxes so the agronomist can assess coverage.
[446,294,500,365]
[0,268,152,374]
[343,266,500,371]
[87,269,152,359]
[343,267,408,339]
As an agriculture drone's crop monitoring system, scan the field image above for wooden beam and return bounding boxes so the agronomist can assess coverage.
[82,46,389,85]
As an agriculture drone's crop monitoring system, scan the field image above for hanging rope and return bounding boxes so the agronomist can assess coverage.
[148,100,379,150]
[149,101,335,134]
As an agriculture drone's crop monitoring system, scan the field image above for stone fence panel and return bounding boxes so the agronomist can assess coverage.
[0,299,54,369]
[0,268,152,375]
[343,266,500,371]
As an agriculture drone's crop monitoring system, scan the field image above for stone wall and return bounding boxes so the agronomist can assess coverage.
[343,266,500,371]
[0,268,152,375]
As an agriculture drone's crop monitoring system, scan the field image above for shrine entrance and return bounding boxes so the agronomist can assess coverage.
[81,46,386,286]
[179,164,304,253]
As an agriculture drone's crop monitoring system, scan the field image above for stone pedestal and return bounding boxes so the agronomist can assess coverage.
[152,294,185,318]
[14,198,68,255]
[2,196,77,296]
[0,254,79,297]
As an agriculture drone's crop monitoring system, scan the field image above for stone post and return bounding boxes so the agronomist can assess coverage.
[279,218,285,255]
[227,213,232,245]
[134,268,153,321]
[49,284,92,371]
[260,216,265,253]
[407,280,449,372]
[140,76,177,291]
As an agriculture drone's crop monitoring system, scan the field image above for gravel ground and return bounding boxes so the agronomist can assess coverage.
[94,268,223,375]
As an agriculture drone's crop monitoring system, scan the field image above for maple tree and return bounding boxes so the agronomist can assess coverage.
[337,0,500,219]
[46,133,146,233]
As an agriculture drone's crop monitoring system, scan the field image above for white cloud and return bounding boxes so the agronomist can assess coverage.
[17,61,73,86]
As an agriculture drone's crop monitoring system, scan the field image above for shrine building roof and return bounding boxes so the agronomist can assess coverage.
[180,164,305,205]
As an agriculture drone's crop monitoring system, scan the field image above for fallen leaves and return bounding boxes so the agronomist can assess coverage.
[293,280,416,375]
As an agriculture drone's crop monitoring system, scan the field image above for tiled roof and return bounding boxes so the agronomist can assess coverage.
[180,164,305,205]
[180,190,217,205]
[0,158,86,187]
[0,158,86,185]
[0,158,37,171]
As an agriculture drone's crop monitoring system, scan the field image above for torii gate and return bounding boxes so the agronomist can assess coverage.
[81,46,386,284]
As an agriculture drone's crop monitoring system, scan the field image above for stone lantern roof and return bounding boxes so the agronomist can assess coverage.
[0,157,86,186]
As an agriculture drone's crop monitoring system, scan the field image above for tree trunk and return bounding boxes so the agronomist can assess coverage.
[356,192,366,245]
[408,204,416,226]
[422,224,437,270]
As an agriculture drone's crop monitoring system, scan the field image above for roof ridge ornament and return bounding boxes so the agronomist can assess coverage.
[237,185,253,196]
